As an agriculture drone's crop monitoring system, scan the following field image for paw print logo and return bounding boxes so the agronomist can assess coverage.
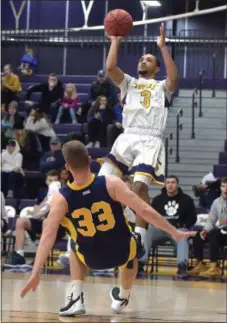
[164,201,179,217]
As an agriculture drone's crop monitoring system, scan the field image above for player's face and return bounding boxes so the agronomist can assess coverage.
[165,178,178,195]
[138,54,159,76]
[221,182,227,199]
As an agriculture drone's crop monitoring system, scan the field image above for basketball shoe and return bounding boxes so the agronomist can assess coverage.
[59,292,85,316]
[110,287,130,313]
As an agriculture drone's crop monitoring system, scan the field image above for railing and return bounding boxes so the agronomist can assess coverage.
[176,109,183,163]
[191,88,198,139]
[198,68,205,117]
[165,133,173,178]
[212,52,218,98]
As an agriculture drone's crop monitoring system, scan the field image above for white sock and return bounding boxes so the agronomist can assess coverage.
[71,280,84,300]
[119,286,131,299]
[16,250,24,257]
[67,236,71,252]
[135,226,147,246]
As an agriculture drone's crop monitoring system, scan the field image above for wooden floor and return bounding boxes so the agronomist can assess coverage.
[2,272,226,322]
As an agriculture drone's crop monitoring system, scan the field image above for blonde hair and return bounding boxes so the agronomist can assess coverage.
[64,83,77,100]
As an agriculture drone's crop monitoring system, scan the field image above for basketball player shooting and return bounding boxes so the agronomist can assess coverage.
[20,141,195,316]
[99,23,178,251]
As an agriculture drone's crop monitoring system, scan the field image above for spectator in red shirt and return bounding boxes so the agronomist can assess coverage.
[55,84,79,124]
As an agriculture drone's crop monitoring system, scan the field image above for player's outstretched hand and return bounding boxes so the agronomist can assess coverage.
[157,23,166,49]
[172,230,197,242]
[20,274,40,298]
[105,33,124,42]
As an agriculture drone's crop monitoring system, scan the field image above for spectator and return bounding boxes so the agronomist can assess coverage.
[107,93,123,148]
[86,96,114,148]
[55,83,79,124]
[89,70,112,103]
[1,64,22,108]
[1,139,24,198]
[192,172,220,210]
[39,137,64,174]
[5,171,66,266]
[60,168,70,186]
[18,47,37,76]
[25,73,64,116]
[25,104,55,151]
[1,101,24,145]
[189,177,227,277]
[141,175,197,277]
[79,70,113,123]
[13,120,42,170]
[1,192,8,234]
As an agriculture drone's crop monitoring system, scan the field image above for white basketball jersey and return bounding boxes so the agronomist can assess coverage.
[119,74,172,134]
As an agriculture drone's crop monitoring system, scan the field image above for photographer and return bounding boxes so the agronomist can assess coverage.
[189,177,227,277]
[192,172,220,210]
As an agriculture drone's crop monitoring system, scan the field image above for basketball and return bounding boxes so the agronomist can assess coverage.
[104,9,133,37]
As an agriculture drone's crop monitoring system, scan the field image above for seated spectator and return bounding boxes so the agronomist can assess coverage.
[107,93,123,148]
[55,83,79,124]
[80,70,113,123]
[5,172,66,266]
[86,96,114,148]
[1,192,8,234]
[1,64,22,108]
[192,172,220,210]
[13,120,42,170]
[39,137,64,174]
[18,47,37,76]
[1,101,24,148]
[25,73,64,116]
[189,177,227,277]
[1,139,24,198]
[140,175,197,277]
[89,70,112,103]
[60,168,70,186]
[25,104,55,151]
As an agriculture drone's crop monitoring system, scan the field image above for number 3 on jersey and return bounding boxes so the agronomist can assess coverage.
[72,201,116,237]
[140,90,151,108]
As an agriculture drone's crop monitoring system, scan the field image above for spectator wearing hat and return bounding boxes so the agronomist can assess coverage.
[80,70,113,123]
[13,120,42,170]
[1,139,24,198]
[25,73,64,116]
[1,64,22,108]
[1,101,24,148]
[25,104,55,151]
[39,137,64,174]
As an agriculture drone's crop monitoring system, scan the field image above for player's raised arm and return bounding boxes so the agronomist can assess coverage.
[20,191,68,298]
[107,176,196,241]
[157,23,178,92]
[106,35,125,85]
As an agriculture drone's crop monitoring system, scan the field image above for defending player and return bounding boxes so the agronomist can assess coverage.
[99,24,178,250]
[21,141,195,316]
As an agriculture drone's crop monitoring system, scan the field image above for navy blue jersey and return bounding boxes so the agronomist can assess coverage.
[59,175,134,269]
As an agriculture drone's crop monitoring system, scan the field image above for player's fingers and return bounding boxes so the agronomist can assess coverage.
[20,284,31,298]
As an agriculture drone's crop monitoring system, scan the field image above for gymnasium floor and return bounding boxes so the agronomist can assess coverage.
[2,272,227,322]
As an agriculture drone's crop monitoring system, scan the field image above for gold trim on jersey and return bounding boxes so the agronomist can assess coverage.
[60,217,77,242]
[119,236,137,269]
[67,174,95,191]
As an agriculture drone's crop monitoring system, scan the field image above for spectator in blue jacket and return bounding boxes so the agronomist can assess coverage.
[39,137,65,174]
[107,93,123,147]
